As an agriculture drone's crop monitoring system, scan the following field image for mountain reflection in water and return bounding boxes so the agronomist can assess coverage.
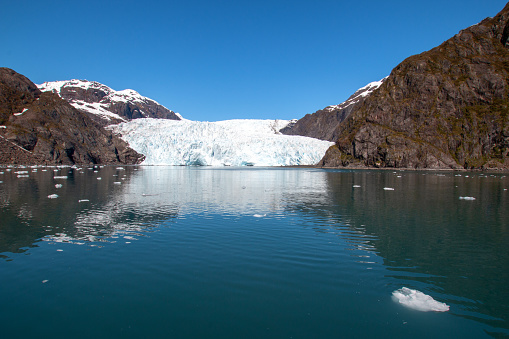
[0,166,508,337]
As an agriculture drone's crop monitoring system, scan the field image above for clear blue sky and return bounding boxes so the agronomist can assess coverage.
[2,0,507,121]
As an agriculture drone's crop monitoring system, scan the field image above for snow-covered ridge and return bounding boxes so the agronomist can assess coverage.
[109,118,334,166]
[37,79,178,123]
[325,77,388,112]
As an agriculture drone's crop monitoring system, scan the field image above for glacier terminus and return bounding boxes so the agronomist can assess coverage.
[109,118,334,166]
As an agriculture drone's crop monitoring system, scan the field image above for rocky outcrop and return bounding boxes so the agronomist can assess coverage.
[0,68,144,165]
[319,3,509,170]
[38,79,181,126]
[280,79,385,141]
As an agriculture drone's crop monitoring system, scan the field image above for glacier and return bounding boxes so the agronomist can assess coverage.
[109,118,334,166]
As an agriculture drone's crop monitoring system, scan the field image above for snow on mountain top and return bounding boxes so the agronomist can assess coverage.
[325,76,388,111]
[38,79,113,95]
[109,118,334,166]
[37,79,177,122]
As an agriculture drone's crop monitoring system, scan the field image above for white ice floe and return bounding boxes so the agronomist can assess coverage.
[78,199,90,203]
[17,175,29,178]
[392,287,449,312]
[353,185,361,188]
[54,176,68,179]
[113,182,122,185]
[47,194,59,199]
[459,196,476,200]
[383,187,395,191]
[55,184,63,188]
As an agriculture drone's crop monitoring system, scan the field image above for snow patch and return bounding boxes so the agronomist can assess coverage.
[392,287,449,312]
[325,77,387,112]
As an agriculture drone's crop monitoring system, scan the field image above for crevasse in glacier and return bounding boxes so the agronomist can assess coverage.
[108,118,334,166]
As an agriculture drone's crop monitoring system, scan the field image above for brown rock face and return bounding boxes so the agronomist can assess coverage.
[0,68,145,165]
[319,3,509,169]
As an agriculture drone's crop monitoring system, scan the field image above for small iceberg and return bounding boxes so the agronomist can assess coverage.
[459,196,476,200]
[383,187,395,191]
[353,185,361,188]
[392,287,449,312]
[47,194,59,199]
[55,184,63,188]
[53,176,68,179]
[78,199,89,203]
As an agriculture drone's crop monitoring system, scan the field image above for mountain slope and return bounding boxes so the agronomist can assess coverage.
[38,80,181,126]
[319,3,509,169]
[0,68,144,165]
[280,78,386,141]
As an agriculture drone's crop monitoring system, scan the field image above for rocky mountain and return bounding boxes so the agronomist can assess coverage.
[280,78,386,141]
[0,68,144,165]
[315,3,509,170]
[38,79,181,126]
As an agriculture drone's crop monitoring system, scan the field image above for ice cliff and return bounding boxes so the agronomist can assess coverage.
[109,118,334,166]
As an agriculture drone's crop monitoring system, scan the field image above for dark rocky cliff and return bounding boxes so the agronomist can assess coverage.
[317,4,509,170]
[0,68,145,165]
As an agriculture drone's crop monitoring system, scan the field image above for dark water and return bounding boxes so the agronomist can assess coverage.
[0,166,508,338]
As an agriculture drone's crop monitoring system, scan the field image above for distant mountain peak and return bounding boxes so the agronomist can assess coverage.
[38,79,181,125]
[324,77,388,112]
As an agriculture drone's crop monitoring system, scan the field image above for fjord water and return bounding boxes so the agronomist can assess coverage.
[0,167,508,338]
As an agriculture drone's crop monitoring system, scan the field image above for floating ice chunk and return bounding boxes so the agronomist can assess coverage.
[0,181,3,184]
[392,287,449,312]
[353,185,361,188]
[42,280,49,284]
[78,199,89,203]
[459,196,476,200]
[383,187,395,191]
[15,170,28,174]
[47,194,59,199]
[113,182,122,185]
[55,184,63,188]
[116,167,125,170]
[253,214,267,218]
[17,175,29,178]
[53,176,68,179]
[97,177,102,180]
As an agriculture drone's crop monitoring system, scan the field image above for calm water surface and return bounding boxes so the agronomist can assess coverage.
[0,166,507,338]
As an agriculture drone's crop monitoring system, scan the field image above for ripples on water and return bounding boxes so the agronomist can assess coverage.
[0,166,508,338]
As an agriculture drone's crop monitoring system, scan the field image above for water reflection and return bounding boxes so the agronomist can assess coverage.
[1,166,508,335]
[317,170,509,335]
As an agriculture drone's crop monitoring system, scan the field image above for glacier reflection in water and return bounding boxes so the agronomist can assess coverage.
[0,166,508,338]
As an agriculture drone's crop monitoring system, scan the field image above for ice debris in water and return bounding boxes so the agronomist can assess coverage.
[353,185,361,188]
[54,176,68,179]
[383,187,395,191]
[459,196,476,200]
[55,184,63,188]
[47,194,59,199]
[392,287,449,312]
[78,199,89,203]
